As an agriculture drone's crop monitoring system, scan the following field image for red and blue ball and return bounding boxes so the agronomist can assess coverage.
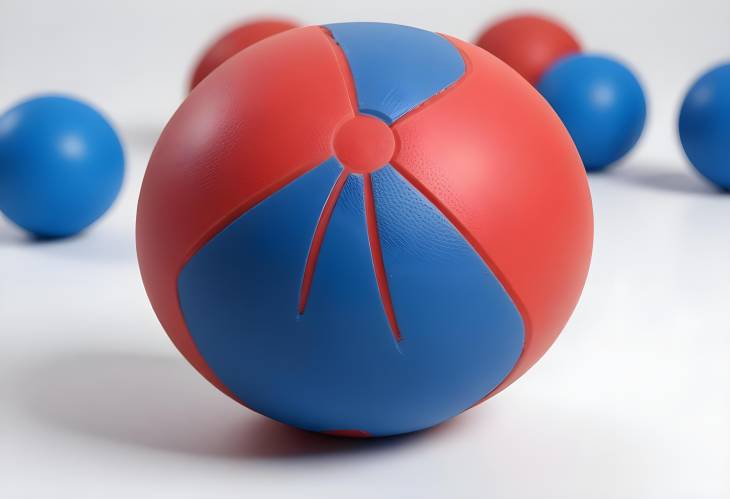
[137,22,593,437]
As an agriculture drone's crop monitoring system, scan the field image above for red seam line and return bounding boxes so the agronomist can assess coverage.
[179,27,358,270]
[180,160,327,268]
[298,170,349,315]
[364,173,402,342]
[319,26,359,116]
[390,33,473,128]
[388,160,530,354]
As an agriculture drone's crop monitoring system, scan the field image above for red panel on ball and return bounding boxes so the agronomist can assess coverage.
[476,14,581,86]
[333,115,395,173]
[392,36,593,397]
[137,27,354,397]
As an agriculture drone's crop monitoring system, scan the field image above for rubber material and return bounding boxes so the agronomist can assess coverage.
[326,22,465,123]
[679,62,730,189]
[178,160,524,436]
[476,14,581,86]
[538,54,646,171]
[333,114,395,173]
[392,36,592,396]
[137,26,354,398]
[0,95,124,238]
[138,23,593,436]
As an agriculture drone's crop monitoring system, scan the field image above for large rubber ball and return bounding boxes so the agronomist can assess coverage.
[0,95,124,238]
[538,54,647,171]
[679,62,730,189]
[137,23,593,437]
[476,14,581,86]
[190,18,297,90]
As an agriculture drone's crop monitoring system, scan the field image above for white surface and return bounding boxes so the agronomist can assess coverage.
[2,1,730,498]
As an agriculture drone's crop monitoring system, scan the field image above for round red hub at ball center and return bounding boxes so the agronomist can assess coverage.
[333,114,395,173]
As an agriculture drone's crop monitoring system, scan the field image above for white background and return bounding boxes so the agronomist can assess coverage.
[1,1,730,498]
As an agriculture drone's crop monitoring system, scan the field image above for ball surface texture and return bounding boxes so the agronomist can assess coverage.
[538,54,646,171]
[476,14,581,86]
[0,95,124,237]
[190,18,297,90]
[679,62,730,189]
[138,23,593,437]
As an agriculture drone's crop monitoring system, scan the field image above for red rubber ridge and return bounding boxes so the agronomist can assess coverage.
[298,170,349,314]
[390,33,472,127]
[320,26,359,115]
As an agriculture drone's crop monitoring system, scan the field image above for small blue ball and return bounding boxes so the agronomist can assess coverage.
[0,95,124,238]
[679,62,730,190]
[538,54,647,171]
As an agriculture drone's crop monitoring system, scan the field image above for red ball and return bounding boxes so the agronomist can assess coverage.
[190,19,297,91]
[476,14,581,86]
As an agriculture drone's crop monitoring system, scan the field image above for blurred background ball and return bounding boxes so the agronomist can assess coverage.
[679,62,730,189]
[538,54,647,171]
[0,95,124,238]
[138,22,593,437]
[190,18,298,90]
[476,13,581,86]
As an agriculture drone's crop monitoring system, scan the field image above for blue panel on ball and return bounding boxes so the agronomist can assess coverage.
[178,160,524,436]
[325,22,465,123]
[178,157,344,418]
[371,166,525,410]
[679,63,730,189]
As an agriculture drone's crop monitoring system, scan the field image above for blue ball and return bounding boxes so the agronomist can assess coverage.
[679,62,730,190]
[0,95,124,237]
[537,54,647,171]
